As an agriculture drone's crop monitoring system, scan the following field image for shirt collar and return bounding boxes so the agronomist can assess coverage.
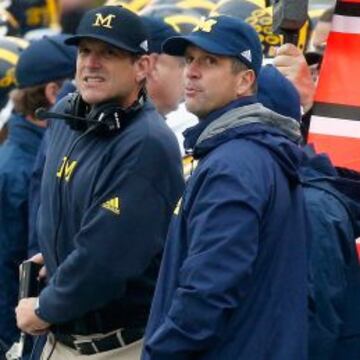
[183,95,257,152]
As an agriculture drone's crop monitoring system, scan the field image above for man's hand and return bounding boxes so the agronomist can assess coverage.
[273,43,316,113]
[16,298,50,336]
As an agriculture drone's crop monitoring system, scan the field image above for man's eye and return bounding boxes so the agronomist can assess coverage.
[205,57,216,65]
[78,47,89,55]
[184,56,193,64]
[106,49,116,56]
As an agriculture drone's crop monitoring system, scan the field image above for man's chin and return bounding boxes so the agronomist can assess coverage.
[81,93,105,105]
[185,102,204,118]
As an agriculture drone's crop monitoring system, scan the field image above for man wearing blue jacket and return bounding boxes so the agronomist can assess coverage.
[15,6,184,360]
[255,64,360,360]
[142,15,308,360]
[302,152,360,360]
[0,35,76,356]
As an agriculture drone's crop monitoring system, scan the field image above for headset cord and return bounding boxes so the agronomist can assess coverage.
[45,339,56,360]
[35,124,99,359]
[53,124,100,265]
[42,124,100,359]
[27,334,56,360]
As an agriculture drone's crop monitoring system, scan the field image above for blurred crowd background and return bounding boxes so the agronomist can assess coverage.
[0,0,337,145]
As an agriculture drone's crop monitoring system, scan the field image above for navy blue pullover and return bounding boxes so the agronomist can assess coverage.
[37,98,184,331]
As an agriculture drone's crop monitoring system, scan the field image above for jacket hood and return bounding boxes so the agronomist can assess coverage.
[193,103,303,183]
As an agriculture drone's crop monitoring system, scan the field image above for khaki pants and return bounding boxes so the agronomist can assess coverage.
[41,332,143,360]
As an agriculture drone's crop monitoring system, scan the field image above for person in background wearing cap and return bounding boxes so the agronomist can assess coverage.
[142,15,308,360]
[142,15,199,164]
[15,5,184,360]
[0,34,76,357]
[142,15,185,117]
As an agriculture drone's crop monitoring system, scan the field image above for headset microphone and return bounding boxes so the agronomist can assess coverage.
[35,107,99,124]
[36,89,145,134]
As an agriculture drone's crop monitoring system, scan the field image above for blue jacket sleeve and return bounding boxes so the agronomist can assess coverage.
[0,172,29,344]
[145,156,270,359]
[38,167,171,324]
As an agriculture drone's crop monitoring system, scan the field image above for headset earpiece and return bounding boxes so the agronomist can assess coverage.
[65,92,89,131]
[64,91,146,135]
[87,103,125,133]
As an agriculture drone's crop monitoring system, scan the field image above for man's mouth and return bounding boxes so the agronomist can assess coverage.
[185,86,201,97]
[83,76,105,83]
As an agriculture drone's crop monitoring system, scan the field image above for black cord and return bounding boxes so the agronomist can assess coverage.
[45,339,56,360]
[53,125,100,265]
[43,125,99,357]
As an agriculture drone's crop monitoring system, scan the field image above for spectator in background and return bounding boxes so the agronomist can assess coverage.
[309,6,334,55]
[142,16,185,117]
[305,6,334,84]
[303,153,360,360]
[142,15,199,163]
[59,0,99,33]
[0,34,76,356]
[257,64,360,360]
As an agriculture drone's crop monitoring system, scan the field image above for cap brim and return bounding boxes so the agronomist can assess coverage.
[162,34,234,57]
[65,34,143,54]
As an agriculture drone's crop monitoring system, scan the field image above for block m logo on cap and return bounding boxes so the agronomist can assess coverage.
[194,18,217,33]
[93,13,116,29]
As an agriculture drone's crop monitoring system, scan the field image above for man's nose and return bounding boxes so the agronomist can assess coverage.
[85,53,101,68]
[185,61,201,79]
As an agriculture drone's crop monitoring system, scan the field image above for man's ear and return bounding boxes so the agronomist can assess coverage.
[147,53,160,82]
[135,55,151,83]
[44,81,61,106]
[236,70,256,97]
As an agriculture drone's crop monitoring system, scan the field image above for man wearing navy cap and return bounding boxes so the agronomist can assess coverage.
[142,16,185,117]
[142,15,308,360]
[15,5,184,360]
[0,34,75,356]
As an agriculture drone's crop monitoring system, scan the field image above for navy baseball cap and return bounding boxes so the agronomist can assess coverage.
[142,16,178,54]
[258,65,301,122]
[162,15,263,75]
[16,34,76,89]
[65,6,149,54]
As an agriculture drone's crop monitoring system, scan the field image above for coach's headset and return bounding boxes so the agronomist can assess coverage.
[35,89,146,266]
[36,89,146,136]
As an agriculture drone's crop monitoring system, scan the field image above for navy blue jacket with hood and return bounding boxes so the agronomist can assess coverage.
[301,150,360,360]
[36,97,184,331]
[143,96,308,360]
[257,65,360,359]
[0,113,45,346]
